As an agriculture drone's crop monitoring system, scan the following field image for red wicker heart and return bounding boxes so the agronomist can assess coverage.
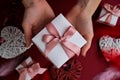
[49,56,82,80]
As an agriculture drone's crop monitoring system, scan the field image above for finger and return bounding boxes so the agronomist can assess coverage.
[80,42,91,57]
[80,35,93,57]
[23,24,32,47]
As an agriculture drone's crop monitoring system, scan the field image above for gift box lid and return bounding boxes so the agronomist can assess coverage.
[32,13,87,68]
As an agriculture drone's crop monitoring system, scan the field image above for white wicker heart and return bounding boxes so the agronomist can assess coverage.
[0,26,31,59]
[99,35,120,61]
[99,35,120,54]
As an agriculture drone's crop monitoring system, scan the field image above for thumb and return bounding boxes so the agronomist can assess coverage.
[23,25,32,47]
[80,42,91,57]
[80,36,93,57]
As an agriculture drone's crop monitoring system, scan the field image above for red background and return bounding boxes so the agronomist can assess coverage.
[0,0,120,80]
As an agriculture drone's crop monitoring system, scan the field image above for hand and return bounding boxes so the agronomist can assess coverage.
[76,15,94,57]
[66,0,101,56]
[22,0,55,47]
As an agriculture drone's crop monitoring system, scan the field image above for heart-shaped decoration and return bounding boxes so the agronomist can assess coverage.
[0,26,31,59]
[99,35,120,61]
[49,56,82,80]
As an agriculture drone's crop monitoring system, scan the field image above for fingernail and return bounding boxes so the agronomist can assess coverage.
[26,43,33,49]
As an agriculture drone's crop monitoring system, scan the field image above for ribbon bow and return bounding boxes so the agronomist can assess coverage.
[43,23,80,58]
[103,3,120,23]
[18,63,47,80]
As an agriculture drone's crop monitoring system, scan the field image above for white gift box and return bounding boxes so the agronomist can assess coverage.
[98,8,118,26]
[16,57,33,71]
[16,57,47,80]
[32,14,87,68]
[97,3,120,26]
[16,57,33,80]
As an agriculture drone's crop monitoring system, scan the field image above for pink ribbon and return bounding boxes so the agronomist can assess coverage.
[18,63,47,80]
[101,3,120,23]
[43,23,80,58]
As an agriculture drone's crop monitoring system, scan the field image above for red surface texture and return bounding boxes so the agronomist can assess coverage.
[0,0,120,80]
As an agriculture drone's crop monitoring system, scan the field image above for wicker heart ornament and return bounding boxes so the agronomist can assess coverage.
[0,26,31,59]
[99,35,120,61]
